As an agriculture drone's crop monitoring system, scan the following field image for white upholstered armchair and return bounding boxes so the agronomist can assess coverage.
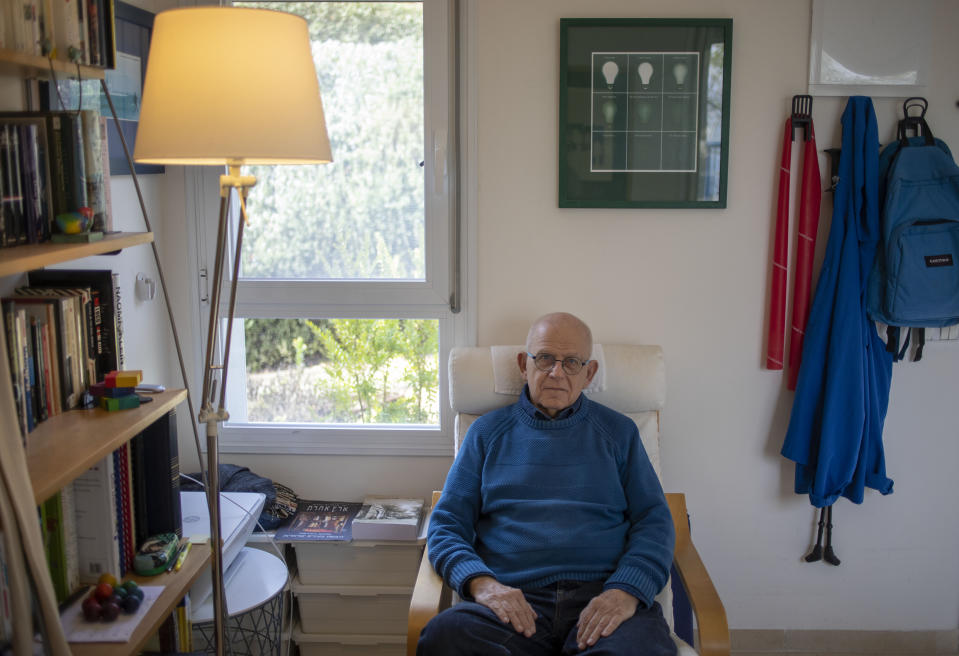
[407,344,729,656]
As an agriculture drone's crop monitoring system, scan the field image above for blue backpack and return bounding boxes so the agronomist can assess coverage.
[866,116,959,360]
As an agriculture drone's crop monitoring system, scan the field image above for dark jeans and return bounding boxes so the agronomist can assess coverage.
[417,580,677,655]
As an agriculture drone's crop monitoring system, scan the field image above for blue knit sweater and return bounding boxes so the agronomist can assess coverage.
[428,390,674,607]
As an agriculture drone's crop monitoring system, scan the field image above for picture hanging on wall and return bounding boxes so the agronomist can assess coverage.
[559,18,732,208]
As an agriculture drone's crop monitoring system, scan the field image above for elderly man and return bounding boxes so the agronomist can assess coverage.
[418,312,676,655]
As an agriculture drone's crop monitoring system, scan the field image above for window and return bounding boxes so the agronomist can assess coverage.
[190,0,465,455]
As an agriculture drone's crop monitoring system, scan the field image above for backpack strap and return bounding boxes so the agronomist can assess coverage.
[913,328,925,362]
[885,325,900,359]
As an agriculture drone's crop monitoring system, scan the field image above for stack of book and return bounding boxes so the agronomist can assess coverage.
[1,269,123,442]
[0,110,113,248]
[0,0,116,67]
[38,409,181,604]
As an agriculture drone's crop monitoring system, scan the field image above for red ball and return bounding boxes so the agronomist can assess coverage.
[101,601,121,622]
[94,582,113,602]
[81,596,102,622]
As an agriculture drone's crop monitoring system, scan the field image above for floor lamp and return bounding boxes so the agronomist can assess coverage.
[133,8,332,654]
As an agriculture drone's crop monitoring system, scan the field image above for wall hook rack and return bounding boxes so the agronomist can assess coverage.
[898,97,931,142]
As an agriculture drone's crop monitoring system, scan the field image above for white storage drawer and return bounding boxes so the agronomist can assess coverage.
[294,579,412,635]
[293,626,404,656]
[293,541,423,586]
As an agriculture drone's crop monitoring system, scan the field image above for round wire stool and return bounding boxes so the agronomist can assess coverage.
[192,547,288,656]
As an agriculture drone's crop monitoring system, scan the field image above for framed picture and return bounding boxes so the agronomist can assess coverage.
[559,18,732,208]
[104,1,163,175]
[808,0,931,97]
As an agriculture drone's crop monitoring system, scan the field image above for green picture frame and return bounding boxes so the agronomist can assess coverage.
[559,18,733,208]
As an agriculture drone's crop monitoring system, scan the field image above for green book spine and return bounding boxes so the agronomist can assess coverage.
[41,493,68,603]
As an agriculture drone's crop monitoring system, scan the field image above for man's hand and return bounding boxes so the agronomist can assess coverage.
[575,588,639,650]
[468,576,537,637]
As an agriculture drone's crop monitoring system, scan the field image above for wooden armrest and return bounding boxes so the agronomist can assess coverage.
[408,491,452,656]
[667,493,730,656]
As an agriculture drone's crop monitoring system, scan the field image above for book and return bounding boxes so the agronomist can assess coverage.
[72,454,121,584]
[273,500,363,542]
[10,297,61,418]
[15,287,85,407]
[40,491,70,603]
[351,496,424,541]
[0,116,52,245]
[97,116,113,231]
[0,123,26,247]
[119,441,136,573]
[28,314,48,423]
[24,285,95,388]
[52,0,84,63]
[131,410,182,546]
[0,111,96,230]
[60,481,80,596]
[111,442,136,576]
[79,110,107,232]
[113,271,123,368]
[50,230,103,242]
[1,301,26,438]
[112,446,125,574]
[28,268,121,378]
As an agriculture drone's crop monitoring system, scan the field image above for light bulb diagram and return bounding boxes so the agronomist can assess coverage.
[637,103,653,125]
[673,62,689,89]
[601,60,619,88]
[637,61,654,89]
[602,100,617,125]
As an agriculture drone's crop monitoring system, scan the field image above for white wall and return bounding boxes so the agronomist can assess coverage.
[466,0,959,632]
[146,0,959,634]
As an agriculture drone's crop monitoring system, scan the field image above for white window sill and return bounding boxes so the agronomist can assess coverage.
[215,424,455,457]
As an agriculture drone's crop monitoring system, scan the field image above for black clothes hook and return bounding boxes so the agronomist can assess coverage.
[825,147,841,193]
[897,97,934,146]
[790,95,813,142]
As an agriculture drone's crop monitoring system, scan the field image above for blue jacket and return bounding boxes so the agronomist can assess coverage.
[428,390,674,607]
[781,96,894,507]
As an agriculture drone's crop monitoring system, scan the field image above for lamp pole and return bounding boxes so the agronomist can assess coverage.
[198,164,256,655]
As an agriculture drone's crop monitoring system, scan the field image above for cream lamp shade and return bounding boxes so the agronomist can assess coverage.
[134,6,332,166]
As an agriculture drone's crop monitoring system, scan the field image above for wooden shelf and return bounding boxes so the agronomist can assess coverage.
[0,47,107,80]
[0,232,153,277]
[69,541,212,656]
[27,389,188,504]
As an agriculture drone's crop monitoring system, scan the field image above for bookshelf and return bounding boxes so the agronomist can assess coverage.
[27,388,187,504]
[0,232,153,277]
[69,540,210,656]
[0,48,107,81]
[1,235,201,654]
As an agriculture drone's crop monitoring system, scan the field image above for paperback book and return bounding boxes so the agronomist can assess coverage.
[273,500,363,542]
[351,497,424,541]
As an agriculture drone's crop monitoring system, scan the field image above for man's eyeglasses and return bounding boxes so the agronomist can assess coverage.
[526,352,590,375]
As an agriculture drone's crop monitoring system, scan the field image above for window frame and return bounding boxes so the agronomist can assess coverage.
[184,0,473,457]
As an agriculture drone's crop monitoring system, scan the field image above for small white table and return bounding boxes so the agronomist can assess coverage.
[192,547,288,655]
